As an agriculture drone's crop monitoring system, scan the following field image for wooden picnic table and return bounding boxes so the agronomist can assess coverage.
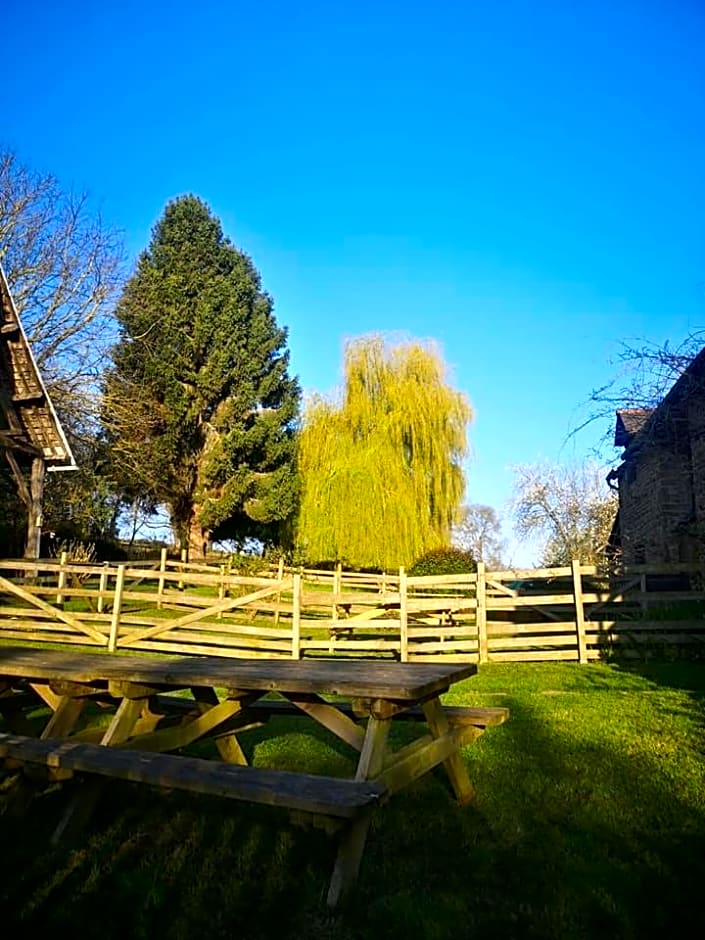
[0,646,507,908]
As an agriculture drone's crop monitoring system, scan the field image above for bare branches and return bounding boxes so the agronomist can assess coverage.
[573,333,705,453]
[510,461,617,566]
[452,504,506,567]
[0,149,125,413]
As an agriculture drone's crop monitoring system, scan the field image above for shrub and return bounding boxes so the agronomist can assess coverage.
[227,552,268,577]
[407,546,476,577]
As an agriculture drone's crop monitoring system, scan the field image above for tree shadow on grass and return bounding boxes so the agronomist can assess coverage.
[347,693,705,939]
[615,660,705,698]
[0,779,348,940]
[2,687,704,940]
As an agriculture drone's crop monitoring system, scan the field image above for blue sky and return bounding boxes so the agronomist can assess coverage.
[4,0,704,562]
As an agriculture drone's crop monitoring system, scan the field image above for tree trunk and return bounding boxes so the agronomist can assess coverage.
[25,457,46,560]
[188,507,210,560]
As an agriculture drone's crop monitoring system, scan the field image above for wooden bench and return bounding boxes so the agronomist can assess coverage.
[0,732,385,819]
[0,648,506,908]
[125,696,510,736]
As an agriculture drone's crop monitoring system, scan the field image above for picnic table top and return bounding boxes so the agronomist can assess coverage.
[0,646,477,700]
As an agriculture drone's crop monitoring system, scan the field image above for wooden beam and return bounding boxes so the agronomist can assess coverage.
[572,558,588,664]
[327,715,391,908]
[282,693,366,752]
[191,686,250,765]
[116,698,247,753]
[422,697,474,806]
[0,575,107,644]
[40,696,86,739]
[25,457,45,560]
[121,581,290,646]
[0,430,42,456]
[376,724,482,795]
[4,448,31,508]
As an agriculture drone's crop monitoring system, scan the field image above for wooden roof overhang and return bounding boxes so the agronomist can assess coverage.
[0,263,76,472]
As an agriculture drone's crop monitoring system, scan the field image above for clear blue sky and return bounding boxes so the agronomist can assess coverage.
[4,0,704,562]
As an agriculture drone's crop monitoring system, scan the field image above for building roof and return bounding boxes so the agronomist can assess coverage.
[0,263,75,468]
[614,408,654,447]
[614,345,705,453]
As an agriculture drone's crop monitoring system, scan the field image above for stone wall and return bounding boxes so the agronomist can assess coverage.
[618,387,705,565]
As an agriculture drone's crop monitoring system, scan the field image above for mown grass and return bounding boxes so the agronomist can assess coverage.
[2,660,704,939]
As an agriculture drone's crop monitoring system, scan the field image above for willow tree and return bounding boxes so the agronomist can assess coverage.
[297,336,472,569]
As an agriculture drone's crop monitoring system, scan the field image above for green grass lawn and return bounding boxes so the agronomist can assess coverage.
[2,660,704,939]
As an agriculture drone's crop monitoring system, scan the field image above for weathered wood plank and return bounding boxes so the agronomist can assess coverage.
[0,647,477,700]
[0,733,386,818]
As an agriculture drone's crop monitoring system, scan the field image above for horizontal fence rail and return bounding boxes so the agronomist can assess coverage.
[0,553,703,663]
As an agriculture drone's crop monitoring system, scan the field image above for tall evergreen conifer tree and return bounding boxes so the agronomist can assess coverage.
[105,196,299,554]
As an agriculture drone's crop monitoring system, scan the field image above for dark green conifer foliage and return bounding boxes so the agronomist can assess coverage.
[105,196,300,553]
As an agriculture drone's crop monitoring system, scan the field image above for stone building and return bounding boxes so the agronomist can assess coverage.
[608,347,705,564]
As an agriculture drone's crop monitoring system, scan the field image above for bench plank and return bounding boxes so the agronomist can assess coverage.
[0,733,386,818]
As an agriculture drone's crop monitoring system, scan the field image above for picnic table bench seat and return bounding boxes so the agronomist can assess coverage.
[135,695,510,733]
[0,732,385,819]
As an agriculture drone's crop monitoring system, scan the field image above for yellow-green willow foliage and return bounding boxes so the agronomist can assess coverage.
[297,336,473,569]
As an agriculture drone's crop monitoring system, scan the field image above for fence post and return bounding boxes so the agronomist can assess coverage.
[217,564,226,620]
[97,562,109,614]
[399,566,408,662]
[108,564,126,652]
[292,573,302,659]
[178,548,187,591]
[571,558,588,664]
[332,561,342,621]
[55,550,68,607]
[476,561,488,664]
[274,557,285,626]
[157,547,168,609]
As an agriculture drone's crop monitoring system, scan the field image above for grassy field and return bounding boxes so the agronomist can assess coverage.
[1,659,704,939]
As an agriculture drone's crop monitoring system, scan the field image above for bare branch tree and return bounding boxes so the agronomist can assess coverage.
[510,461,617,566]
[453,504,506,568]
[0,148,125,427]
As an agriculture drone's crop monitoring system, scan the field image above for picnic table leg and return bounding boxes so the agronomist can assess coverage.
[422,697,474,806]
[1,690,88,814]
[191,687,248,765]
[51,696,146,845]
[40,695,87,740]
[327,715,391,908]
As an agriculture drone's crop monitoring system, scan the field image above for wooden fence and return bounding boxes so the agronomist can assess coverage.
[0,553,703,662]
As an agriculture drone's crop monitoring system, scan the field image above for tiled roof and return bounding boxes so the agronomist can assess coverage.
[614,408,654,447]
